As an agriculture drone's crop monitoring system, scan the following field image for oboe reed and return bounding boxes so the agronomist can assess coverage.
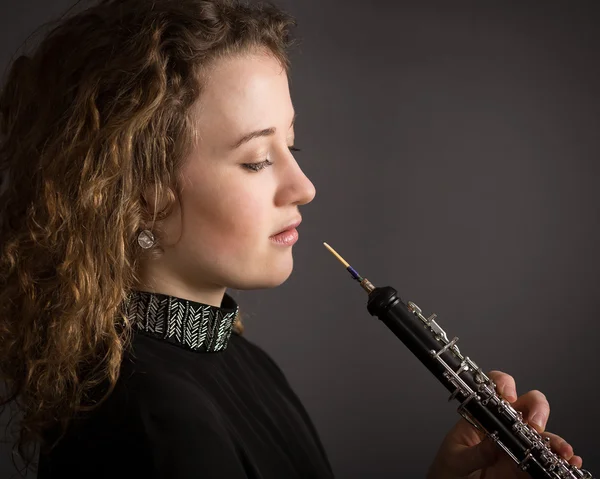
[322,242,375,294]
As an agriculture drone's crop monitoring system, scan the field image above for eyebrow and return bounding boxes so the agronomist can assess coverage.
[231,112,296,150]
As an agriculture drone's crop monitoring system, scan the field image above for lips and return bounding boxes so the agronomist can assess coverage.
[270,217,302,237]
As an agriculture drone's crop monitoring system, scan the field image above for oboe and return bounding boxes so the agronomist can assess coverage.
[323,242,594,479]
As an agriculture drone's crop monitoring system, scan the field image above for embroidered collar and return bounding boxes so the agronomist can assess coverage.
[125,290,239,352]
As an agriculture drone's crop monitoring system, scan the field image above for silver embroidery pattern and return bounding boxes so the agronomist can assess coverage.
[125,290,238,352]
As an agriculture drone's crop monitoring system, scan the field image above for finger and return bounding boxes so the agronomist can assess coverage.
[541,431,575,460]
[444,436,500,476]
[511,389,550,432]
[451,417,487,444]
[542,432,584,469]
[569,455,584,469]
[487,370,517,402]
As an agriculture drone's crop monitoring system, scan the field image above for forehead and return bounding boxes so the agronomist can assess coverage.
[192,52,292,132]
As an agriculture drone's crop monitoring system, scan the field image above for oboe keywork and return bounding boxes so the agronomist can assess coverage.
[323,242,594,479]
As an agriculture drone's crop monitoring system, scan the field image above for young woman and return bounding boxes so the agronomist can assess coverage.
[0,0,584,477]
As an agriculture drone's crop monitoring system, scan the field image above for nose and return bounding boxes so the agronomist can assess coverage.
[275,150,316,207]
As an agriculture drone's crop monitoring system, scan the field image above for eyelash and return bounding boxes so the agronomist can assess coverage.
[242,147,301,172]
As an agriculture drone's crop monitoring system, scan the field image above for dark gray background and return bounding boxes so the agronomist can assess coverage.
[1,1,599,478]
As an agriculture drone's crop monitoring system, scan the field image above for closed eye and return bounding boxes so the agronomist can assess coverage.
[242,159,273,172]
[241,146,301,172]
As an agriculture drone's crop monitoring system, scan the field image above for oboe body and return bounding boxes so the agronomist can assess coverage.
[323,243,594,479]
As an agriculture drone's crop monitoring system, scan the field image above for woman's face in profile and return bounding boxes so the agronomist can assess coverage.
[155,51,316,295]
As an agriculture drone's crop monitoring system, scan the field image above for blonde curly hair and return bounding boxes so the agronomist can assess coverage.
[0,0,296,474]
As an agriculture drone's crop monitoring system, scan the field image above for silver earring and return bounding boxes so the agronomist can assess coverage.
[137,229,155,249]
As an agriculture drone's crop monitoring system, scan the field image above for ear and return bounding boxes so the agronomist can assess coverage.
[141,183,171,217]
[140,183,182,245]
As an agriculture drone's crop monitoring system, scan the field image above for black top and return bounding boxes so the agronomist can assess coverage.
[37,290,334,478]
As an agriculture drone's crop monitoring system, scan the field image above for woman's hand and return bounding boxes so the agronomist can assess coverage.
[426,370,583,479]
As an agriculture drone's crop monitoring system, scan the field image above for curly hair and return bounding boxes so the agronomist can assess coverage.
[0,0,296,474]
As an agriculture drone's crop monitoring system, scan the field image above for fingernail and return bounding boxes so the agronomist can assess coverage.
[562,442,572,458]
[502,386,516,400]
[530,412,546,429]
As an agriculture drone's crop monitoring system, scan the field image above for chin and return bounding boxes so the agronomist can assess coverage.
[264,269,293,288]
[230,261,294,290]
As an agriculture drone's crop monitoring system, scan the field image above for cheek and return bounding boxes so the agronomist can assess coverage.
[186,182,270,253]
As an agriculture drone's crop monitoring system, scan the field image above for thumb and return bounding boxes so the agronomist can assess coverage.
[449,436,500,476]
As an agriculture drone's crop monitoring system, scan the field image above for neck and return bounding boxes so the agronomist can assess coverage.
[135,269,227,308]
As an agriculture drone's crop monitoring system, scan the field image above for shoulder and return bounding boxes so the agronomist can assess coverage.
[113,349,248,476]
[119,343,223,424]
[124,369,229,443]
[228,333,292,387]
